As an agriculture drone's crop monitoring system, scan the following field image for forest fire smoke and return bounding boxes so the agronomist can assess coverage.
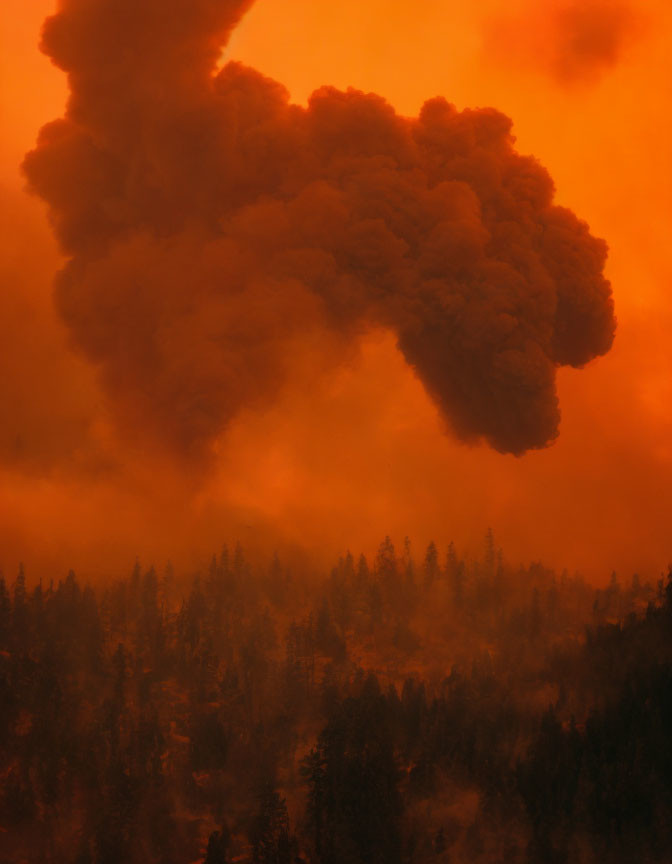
[484,0,646,86]
[24,0,615,463]
[5,11,672,857]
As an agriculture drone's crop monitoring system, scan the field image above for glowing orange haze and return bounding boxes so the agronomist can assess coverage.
[1,0,671,581]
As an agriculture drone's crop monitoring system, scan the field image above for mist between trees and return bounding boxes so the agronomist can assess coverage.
[1,534,670,864]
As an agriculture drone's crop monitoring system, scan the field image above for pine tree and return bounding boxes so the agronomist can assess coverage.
[375,536,397,595]
[205,822,231,864]
[304,675,402,864]
[12,563,28,648]
[0,573,10,648]
[423,542,439,589]
[250,785,292,864]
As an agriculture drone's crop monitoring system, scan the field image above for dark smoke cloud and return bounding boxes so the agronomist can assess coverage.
[551,1,642,84]
[0,184,104,475]
[485,0,645,86]
[23,0,615,460]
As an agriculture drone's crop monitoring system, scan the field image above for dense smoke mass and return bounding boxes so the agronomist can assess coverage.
[24,0,615,461]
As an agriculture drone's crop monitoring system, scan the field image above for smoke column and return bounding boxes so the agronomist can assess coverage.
[24,0,615,464]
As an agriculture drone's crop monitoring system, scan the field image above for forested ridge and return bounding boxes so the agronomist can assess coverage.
[0,536,669,863]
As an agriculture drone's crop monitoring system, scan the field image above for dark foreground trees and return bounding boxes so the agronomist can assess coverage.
[0,542,669,863]
[303,675,402,864]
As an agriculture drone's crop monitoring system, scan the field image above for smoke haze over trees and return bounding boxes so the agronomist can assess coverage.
[1,535,670,863]
[3,4,671,859]
[5,0,672,581]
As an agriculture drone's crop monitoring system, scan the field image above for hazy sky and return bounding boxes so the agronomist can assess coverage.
[1,0,671,581]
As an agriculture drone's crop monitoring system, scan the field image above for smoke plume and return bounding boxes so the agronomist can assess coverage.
[24,0,615,461]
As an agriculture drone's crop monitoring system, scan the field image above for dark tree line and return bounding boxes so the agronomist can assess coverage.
[0,536,667,863]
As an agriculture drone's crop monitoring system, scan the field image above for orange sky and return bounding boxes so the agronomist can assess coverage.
[1,0,672,582]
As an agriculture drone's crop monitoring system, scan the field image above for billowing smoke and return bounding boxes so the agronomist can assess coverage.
[24,0,615,461]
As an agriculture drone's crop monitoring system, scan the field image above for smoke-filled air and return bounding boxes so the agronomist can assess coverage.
[24,0,614,460]
[3,2,672,861]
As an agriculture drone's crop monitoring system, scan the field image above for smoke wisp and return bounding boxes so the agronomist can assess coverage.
[484,0,646,86]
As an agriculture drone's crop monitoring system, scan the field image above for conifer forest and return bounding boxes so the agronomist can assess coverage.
[2,536,670,863]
